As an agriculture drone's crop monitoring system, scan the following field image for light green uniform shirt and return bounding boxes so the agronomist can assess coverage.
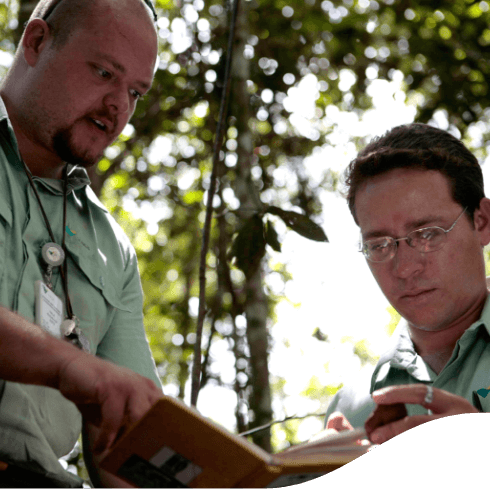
[0,98,162,486]
[325,295,490,428]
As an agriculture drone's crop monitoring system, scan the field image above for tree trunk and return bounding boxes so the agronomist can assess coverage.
[231,1,272,452]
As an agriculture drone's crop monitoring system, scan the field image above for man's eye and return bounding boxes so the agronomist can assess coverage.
[97,68,112,79]
[419,228,437,240]
[369,240,390,253]
[130,89,143,100]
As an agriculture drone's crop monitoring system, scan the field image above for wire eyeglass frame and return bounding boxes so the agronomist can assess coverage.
[359,207,468,263]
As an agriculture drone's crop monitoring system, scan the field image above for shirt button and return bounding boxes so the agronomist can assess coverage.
[100,276,105,288]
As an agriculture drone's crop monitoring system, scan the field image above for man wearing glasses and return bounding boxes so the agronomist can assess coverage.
[325,123,490,444]
[0,0,163,486]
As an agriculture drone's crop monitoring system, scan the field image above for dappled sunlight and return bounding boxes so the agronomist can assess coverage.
[4,1,490,473]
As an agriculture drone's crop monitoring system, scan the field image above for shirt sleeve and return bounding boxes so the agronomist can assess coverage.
[81,186,163,391]
[95,244,163,391]
[324,375,376,429]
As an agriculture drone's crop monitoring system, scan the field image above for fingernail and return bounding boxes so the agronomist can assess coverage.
[371,432,383,444]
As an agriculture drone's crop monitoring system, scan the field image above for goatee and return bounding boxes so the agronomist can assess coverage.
[52,124,103,168]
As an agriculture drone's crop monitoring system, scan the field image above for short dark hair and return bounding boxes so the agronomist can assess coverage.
[345,123,485,225]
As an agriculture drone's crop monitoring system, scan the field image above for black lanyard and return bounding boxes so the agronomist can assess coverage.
[23,162,74,321]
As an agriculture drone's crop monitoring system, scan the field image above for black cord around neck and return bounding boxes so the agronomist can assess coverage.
[23,162,74,320]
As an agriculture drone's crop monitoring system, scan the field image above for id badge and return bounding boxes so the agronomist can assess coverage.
[35,280,63,338]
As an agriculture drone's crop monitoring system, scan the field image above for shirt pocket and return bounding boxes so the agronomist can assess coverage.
[63,239,133,353]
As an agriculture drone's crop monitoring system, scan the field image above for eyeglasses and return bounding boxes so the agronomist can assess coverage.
[360,208,468,263]
[40,0,157,23]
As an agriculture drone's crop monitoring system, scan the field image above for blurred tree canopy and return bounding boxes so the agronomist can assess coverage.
[2,0,490,459]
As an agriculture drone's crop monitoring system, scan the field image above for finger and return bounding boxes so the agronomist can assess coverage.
[369,414,434,444]
[104,393,158,452]
[93,395,125,454]
[372,384,446,414]
[123,390,161,429]
[372,384,429,405]
[365,403,407,437]
[371,384,475,414]
[326,411,354,431]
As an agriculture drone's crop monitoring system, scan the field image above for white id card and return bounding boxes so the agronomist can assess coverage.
[35,280,63,338]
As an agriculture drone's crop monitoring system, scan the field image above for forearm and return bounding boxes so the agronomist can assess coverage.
[0,305,83,389]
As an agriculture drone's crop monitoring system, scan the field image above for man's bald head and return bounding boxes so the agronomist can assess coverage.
[0,0,158,178]
[26,0,156,49]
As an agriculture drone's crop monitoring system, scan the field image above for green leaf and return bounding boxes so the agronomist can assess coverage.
[266,206,328,242]
[229,215,266,278]
[265,220,281,252]
[182,190,204,205]
[312,327,328,342]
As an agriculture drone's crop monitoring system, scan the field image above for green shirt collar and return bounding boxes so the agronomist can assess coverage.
[0,96,91,193]
[375,293,490,382]
[464,292,490,336]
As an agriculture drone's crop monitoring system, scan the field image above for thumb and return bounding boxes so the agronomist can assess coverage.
[326,411,354,431]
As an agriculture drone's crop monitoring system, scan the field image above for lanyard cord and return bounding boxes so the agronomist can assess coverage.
[23,162,74,320]
[61,165,73,319]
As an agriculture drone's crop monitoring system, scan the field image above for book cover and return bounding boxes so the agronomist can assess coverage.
[100,396,370,488]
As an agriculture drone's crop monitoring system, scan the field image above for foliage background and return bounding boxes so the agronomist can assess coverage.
[3,0,490,482]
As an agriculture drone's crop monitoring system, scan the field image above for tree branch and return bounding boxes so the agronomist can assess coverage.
[191,0,240,407]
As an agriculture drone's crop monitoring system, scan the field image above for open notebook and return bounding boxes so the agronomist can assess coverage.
[100,396,371,488]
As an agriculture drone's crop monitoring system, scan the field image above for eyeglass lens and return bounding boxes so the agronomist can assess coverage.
[364,227,447,262]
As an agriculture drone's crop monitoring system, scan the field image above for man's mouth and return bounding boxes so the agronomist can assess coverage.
[88,115,116,134]
[91,118,107,132]
[401,288,436,301]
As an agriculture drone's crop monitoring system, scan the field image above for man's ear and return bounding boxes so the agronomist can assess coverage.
[474,198,490,246]
[22,19,52,67]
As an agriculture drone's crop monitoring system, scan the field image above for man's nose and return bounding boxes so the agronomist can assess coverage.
[392,240,424,278]
[103,84,130,115]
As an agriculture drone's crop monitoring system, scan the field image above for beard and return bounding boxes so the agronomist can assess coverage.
[51,118,109,167]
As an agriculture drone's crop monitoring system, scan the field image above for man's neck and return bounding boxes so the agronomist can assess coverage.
[408,291,488,374]
[420,349,456,376]
[15,135,64,179]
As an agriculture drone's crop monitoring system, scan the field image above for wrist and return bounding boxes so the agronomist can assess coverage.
[0,306,85,389]
[49,339,88,391]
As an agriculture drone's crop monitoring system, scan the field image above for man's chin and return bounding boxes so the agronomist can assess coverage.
[401,311,450,332]
[52,128,106,167]
[66,155,101,168]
